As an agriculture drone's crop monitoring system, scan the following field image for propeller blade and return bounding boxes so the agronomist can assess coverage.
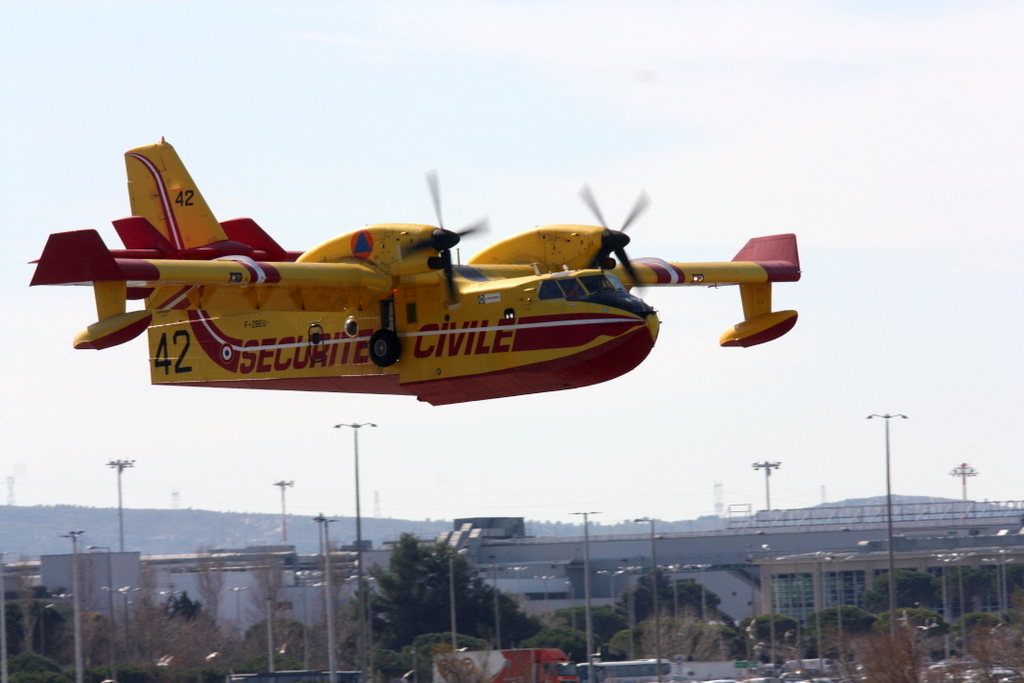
[615,247,641,286]
[578,184,608,229]
[427,170,444,230]
[441,250,459,305]
[456,217,489,239]
[619,191,650,232]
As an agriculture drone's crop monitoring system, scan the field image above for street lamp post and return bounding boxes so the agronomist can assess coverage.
[229,586,248,633]
[314,514,337,683]
[540,575,555,614]
[626,568,637,660]
[266,596,275,673]
[867,413,907,638]
[116,587,138,656]
[106,460,135,552]
[686,564,711,621]
[946,552,974,648]
[294,571,319,670]
[565,580,575,631]
[62,531,85,683]
[596,570,614,603]
[634,518,662,683]
[824,553,853,669]
[1,552,8,683]
[88,546,117,683]
[571,512,600,678]
[936,555,951,661]
[335,422,376,683]
[663,565,679,620]
[487,557,502,649]
[449,551,458,650]
[762,544,775,672]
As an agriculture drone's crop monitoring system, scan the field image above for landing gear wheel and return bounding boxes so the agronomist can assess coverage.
[369,329,401,367]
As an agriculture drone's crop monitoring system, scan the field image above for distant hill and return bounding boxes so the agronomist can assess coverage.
[0,495,964,559]
[813,494,960,508]
[0,505,450,558]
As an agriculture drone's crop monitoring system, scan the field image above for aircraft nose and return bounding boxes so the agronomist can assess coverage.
[645,311,660,343]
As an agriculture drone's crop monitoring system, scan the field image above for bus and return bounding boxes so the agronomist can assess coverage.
[577,660,671,683]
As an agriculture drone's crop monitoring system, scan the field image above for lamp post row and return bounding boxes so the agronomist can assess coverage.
[33,411,915,677]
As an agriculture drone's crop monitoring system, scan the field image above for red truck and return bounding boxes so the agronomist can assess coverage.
[435,648,578,683]
[499,649,578,683]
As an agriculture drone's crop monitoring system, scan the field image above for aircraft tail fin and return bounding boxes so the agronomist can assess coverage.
[124,139,229,252]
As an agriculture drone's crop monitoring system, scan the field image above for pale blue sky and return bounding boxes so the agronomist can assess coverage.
[1,2,1021,538]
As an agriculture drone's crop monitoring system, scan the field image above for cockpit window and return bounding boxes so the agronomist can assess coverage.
[539,275,626,301]
[538,279,563,300]
[579,274,616,294]
[605,273,629,293]
[556,278,587,300]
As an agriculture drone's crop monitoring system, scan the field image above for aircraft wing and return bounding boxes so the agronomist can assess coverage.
[612,233,801,347]
[612,233,801,287]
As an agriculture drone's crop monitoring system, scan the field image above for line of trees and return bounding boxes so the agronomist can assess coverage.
[7,542,1024,683]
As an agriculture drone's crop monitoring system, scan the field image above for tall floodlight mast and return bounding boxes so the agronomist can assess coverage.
[273,480,294,542]
[106,460,135,552]
[949,463,978,501]
[751,461,781,511]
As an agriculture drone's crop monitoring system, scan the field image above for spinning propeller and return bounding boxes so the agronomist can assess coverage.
[579,185,650,285]
[407,171,488,305]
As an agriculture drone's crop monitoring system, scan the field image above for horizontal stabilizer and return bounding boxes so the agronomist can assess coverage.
[220,218,295,261]
[31,230,120,286]
[113,216,179,256]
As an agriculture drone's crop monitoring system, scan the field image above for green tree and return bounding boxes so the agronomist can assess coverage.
[956,611,1000,635]
[737,613,799,662]
[8,653,67,683]
[239,653,304,673]
[372,534,541,649]
[164,592,202,621]
[5,601,25,656]
[521,626,587,661]
[805,605,877,637]
[948,567,998,614]
[27,602,65,659]
[8,653,61,674]
[872,607,947,635]
[862,569,940,613]
[607,628,637,660]
[550,605,628,644]
[621,570,721,623]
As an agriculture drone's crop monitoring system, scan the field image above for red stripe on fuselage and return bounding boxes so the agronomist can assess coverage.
[408,318,656,405]
[511,313,644,352]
